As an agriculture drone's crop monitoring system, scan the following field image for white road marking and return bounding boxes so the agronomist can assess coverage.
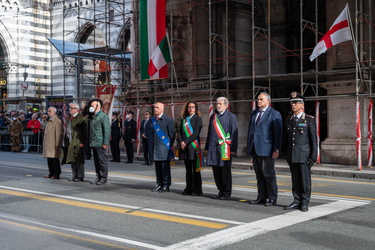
[0,212,164,250]
[164,200,369,249]
[0,185,245,225]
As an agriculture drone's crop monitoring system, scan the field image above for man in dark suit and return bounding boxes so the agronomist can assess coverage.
[110,112,122,162]
[284,92,317,212]
[140,111,153,165]
[151,102,175,193]
[123,111,137,163]
[205,97,238,200]
[247,92,283,206]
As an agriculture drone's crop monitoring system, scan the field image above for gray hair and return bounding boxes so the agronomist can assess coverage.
[216,96,229,105]
[258,92,271,101]
[69,102,80,109]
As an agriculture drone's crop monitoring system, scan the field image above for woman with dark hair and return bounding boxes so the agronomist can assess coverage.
[177,101,204,196]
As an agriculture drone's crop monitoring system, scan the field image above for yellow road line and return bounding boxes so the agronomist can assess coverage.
[0,218,134,250]
[0,189,227,229]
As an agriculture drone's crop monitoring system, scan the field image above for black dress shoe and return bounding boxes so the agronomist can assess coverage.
[151,186,162,192]
[74,177,84,182]
[300,205,309,212]
[250,199,266,205]
[284,202,300,210]
[191,193,202,196]
[264,200,277,206]
[90,178,100,184]
[44,175,52,178]
[110,159,116,162]
[181,190,191,195]
[126,161,133,163]
[142,163,149,165]
[96,179,107,185]
[159,187,170,192]
[212,192,223,199]
[219,194,231,200]
[51,176,60,179]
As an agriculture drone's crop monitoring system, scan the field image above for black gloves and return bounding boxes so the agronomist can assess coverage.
[308,159,315,169]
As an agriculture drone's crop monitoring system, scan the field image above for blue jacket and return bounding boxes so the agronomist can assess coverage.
[151,114,175,161]
[247,107,283,156]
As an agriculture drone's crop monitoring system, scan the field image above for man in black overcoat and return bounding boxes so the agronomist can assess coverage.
[123,111,137,163]
[205,97,238,200]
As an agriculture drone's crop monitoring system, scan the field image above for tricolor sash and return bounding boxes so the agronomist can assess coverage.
[152,117,174,159]
[183,116,204,172]
[213,113,231,161]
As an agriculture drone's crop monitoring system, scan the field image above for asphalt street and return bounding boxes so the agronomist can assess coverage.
[0,151,374,249]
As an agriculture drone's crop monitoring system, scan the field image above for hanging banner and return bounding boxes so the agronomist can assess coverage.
[356,101,362,170]
[95,85,117,115]
[315,101,321,164]
[367,100,373,168]
[136,108,141,155]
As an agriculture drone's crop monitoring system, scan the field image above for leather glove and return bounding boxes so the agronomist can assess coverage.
[307,159,315,169]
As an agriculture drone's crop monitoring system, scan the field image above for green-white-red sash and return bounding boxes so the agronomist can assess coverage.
[213,113,231,161]
[183,116,204,172]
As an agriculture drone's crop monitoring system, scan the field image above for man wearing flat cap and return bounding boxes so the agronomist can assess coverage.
[284,92,317,212]
[123,110,137,163]
[88,98,111,185]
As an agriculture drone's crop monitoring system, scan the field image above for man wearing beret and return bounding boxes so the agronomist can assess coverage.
[284,92,317,212]
[123,110,137,163]
[88,98,111,185]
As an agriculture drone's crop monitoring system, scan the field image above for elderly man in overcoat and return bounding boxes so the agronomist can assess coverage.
[43,107,63,179]
[151,102,175,193]
[61,103,88,182]
[205,97,238,200]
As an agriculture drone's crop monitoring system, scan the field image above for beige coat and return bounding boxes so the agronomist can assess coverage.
[43,116,63,158]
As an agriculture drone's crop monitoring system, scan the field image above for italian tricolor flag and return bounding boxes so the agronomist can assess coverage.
[140,0,171,80]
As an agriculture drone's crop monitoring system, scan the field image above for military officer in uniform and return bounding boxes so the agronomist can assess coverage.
[284,92,317,212]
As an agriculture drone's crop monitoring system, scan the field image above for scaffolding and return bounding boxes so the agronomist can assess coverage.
[55,0,375,163]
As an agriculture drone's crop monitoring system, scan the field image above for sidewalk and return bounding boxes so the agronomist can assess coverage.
[130,152,375,179]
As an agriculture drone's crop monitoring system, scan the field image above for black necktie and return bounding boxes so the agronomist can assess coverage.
[293,116,298,126]
[256,111,263,125]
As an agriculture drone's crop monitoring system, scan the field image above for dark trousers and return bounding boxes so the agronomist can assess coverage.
[110,139,121,161]
[85,144,92,160]
[93,147,108,180]
[142,139,153,164]
[184,159,202,195]
[252,153,278,201]
[154,160,171,187]
[47,158,61,178]
[124,140,134,162]
[71,162,85,179]
[289,162,311,205]
[212,165,232,196]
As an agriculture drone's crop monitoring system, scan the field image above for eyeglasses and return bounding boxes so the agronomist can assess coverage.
[69,107,77,109]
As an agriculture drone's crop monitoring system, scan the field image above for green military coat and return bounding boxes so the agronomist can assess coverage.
[61,113,88,165]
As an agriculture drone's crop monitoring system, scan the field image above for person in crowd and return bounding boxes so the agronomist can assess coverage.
[247,92,283,207]
[178,101,204,196]
[61,103,88,182]
[284,92,317,212]
[27,113,41,152]
[43,107,63,179]
[20,114,30,152]
[10,116,23,152]
[205,97,238,200]
[39,113,48,151]
[123,110,137,163]
[88,98,111,185]
[110,112,122,162]
[151,102,175,193]
[140,111,153,166]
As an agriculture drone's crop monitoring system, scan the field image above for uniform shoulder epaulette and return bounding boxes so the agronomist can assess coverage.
[306,114,315,119]
[286,115,292,119]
